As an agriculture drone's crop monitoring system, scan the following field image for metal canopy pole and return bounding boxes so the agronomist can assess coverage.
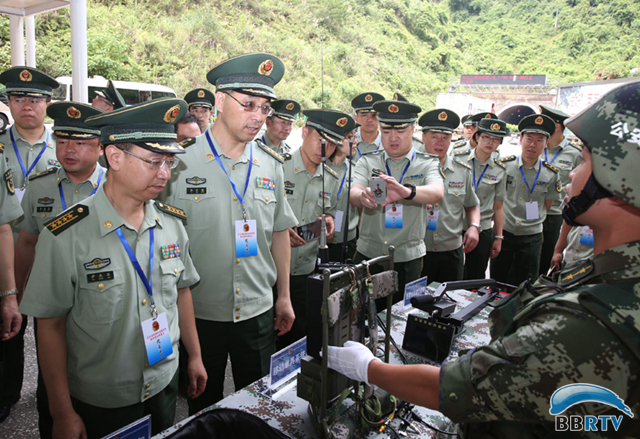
[70,0,88,103]
[9,16,25,66]
[25,16,36,67]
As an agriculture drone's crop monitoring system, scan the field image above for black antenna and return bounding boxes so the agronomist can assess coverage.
[341,139,353,263]
[318,34,329,264]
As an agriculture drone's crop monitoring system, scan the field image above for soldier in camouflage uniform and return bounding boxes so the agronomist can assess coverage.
[326,78,640,438]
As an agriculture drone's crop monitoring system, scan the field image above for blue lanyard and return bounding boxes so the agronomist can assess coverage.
[206,130,253,220]
[544,146,562,164]
[472,158,489,192]
[336,162,349,200]
[385,150,415,184]
[57,167,103,211]
[357,138,381,157]
[10,127,50,186]
[519,157,542,196]
[116,227,156,318]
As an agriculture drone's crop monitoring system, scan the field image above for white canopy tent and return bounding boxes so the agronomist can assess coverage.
[0,0,89,103]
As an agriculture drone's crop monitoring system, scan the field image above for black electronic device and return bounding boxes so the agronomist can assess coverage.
[295,219,322,241]
[402,279,514,363]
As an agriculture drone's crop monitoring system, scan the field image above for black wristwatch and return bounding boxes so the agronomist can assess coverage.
[403,183,417,200]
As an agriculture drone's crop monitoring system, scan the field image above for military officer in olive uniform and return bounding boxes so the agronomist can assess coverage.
[261,99,300,155]
[92,80,126,112]
[0,65,59,422]
[537,104,583,275]
[352,92,385,161]
[551,220,594,271]
[452,112,498,153]
[391,92,426,152]
[490,114,562,285]
[463,118,510,280]
[280,109,343,348]
[184,88,215,133]
[420,109,480,282]
[326,79,640,438]
[161,54,298,413]
[19,98,207,438]
[328,117,360,263]
[350,100,444,307]
[12,102,105,436]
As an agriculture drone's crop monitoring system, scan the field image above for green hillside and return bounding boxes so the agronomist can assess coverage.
[1,0,638,111]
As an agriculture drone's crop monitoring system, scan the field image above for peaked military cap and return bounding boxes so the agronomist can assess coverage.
[470,112,498,124]
[270,99,300,121]
[374,100,421,129]
[94,80,126,109]
[565,79,640,209]
[342,114,358,133]
[184,88,215,109]
[47,102,103,139]
[392,92,408,102]
[539,104,570,125]
[476,118,510,137]
[418,108,460,133]
[461,114,474,126]
[207,53,284,99]
[0,66,59,97]
[85,97,188,154]
[518,113,555,137]
[351,92,385,113]
[303,109,351,145]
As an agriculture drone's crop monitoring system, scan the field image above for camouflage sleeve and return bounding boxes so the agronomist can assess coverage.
[439,301,638,424]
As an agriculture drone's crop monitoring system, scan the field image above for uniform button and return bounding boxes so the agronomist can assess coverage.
[236,258,240,264]
[435,233,438,237]
[104,221,112,228]
[75,189,80,194]
[575,248,579,252]
[382,252,387,255]
[236,288,240,293]
[515,232,519,235]
[77,207,84,213]
[41,214,45,218]
[232,165,235,170]
[144,392,150,397]
[234,196,238,201]
[98,283,104,290]
[519,197,522,200]
[293,271,297,274]
[195,196,200,201]
[236,315,240,320]
[395,167,399,170]
[384,241,387,244]
[449,392,458,402]
[265,197,269,202]
[522,185,525,188]
[138,237,141,242]
[302,218,305,221]
[435,203,439,207]
[94,182,98,188]
[305,199,308,203]
[142,299,147,305]
[30,148,33,152]
[145,383,150,389]
[517,221,520,224]
[236,307,240,311]
[174,268,179,274]
[207,154,213,160]
[299,255,302,258]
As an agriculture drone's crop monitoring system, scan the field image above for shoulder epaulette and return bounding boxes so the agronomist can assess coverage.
[543,161,560,173]
[324,164,339,179]
[494,158,506,170]
[0,129,6,135]
[453,140,466,148]
[255,139,284,163]
[44,204,89,236]
[178,137,196,149]
[361,149,379,156]
[453,158,471,170]
[568,141,583,152]
[412,137,424,145]
[454,148,471,156]
[155,201,187,221]
[283,153,292,161]
[439,164,446,180]
[496,155,516,163]
[29,167,58,181]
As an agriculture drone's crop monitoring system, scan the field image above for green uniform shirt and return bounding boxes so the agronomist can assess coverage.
[328,158,359,245]
[465,149,507,231]
[410,136,426,153]
[543,138,582,215]
[502,156,562,236]
[0,148,23,225]
[260,132,291,154]
[283,149,339,275]
[353,147,442,263]
[565,225,594,266]
[162,133,297,322]
[19,187,199,408]
[354,131,382,162]
[425,155,479,252]
[15,164,106,235]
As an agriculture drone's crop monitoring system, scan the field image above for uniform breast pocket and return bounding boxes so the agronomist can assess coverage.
[254,189,277,216]
[179,188,215,230]
[446,186,466,197]
[34,207,57,231]
[77,268,124,324]
[534,184,549,195]
[160,258,184,308]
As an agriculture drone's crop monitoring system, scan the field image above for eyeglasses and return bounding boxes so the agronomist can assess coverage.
[480,134,501,144]
[120,148,180,170]
[225,92,274,116]
[9,96,48,105]
[272,118,293,128]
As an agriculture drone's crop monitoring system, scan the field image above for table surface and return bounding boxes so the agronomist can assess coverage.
[155,286,494,439]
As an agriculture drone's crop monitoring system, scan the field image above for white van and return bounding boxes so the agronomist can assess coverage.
[53,75,177,104]
[0,101,14,131]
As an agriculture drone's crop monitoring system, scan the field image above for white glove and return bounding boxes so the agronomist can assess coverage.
[324,341,380,385]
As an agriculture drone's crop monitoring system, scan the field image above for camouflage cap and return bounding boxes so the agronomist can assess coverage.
[85,97,188,154]
[374,100,421,129]
[476,118,510,137]
[418,108,460,133]
[539,104,570,125]
[184,88,215,109]
[518,113,555,137]
[303,109,351,145]
[351,92,385,113]
[94,80,126,109]
[0,66,59,97]
[207,53,284,100]
[270,99,301,122]
[565,79,640,209]
[47,102,103,139]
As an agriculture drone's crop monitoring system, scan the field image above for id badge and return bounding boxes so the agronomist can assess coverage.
[141,312,174,366]
[525,201,539,220]
[235,219,258,257]
[385,204,403,228]
[15,187,26,203]
[580,226,594,246]
[334,210,344,233]
[426,209,439,231]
